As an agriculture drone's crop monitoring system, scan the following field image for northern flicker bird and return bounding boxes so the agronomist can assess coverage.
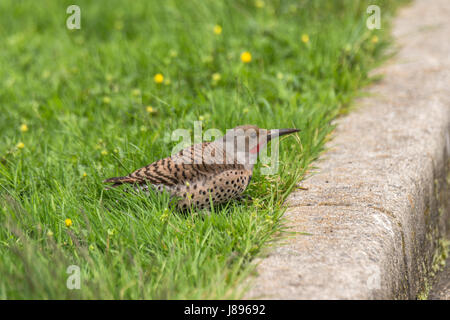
[103,125,299,210]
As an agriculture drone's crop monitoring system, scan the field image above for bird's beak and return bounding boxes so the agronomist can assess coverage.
[268,128,300,141]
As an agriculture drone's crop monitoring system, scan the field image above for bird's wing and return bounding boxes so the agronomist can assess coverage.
[108,142,243,186]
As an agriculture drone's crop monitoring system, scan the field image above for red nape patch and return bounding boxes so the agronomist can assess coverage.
[250,144,260,154]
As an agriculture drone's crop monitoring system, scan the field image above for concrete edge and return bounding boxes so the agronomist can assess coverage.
[244,0,450,299]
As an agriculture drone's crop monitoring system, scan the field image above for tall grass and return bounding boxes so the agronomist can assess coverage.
[0,0,404,299]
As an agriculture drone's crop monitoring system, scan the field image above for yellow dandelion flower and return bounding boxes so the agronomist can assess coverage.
[17,142,25,149]
[169,49,178,58]
[213,25,222,35]
[265,215,273,224]
[199,115,205,121]
[101,150,108,156]
[301,34,310,43]
[255,0,265,8]
[160,211,169,222]
[20,124,28,132]
[240,51,252,63]
[82,172,87,178]
[146,106,156,113]
[371,35,379,43]
[105,73,113,82]
[212,73,221,82]
[102,96,111,104]
[65,218,72,227]
[154,73,164,84]
[132,88,141,96]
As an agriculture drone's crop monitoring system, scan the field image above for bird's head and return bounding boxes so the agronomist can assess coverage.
[220,124,300,168]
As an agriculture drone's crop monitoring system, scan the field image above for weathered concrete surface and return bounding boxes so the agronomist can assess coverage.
[246,0,450,299]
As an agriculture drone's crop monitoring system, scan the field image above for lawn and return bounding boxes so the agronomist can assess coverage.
[0,0,403,299]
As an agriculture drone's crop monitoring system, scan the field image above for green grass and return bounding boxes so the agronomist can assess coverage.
[0,0,404,299]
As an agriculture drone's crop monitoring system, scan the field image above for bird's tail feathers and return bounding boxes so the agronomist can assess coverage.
[103,176,138,187]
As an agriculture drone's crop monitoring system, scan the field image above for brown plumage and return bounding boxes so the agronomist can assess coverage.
[104,125,299,210]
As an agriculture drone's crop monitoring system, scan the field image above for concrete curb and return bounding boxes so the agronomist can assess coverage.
[245,0,450,299]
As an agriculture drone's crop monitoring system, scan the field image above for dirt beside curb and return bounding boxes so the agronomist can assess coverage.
[245,0,450,299]
[429,255,450,300]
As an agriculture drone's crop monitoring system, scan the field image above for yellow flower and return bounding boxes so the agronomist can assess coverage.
[240,51,252,63]
[20,124,28,132]
[16,142,25,149]
[65,218,72,227]
[371,35,379,43]
[102,96,111,104]
[199,115,205,121]
[154,73,164,84]
[255,0,265,8]
[47,230,54,237]
[146,106,156,113]
[213,25,222,35]
[160,209,169,222]
[301,34,309,43]
[132,88,141,96]
[169,49,178,58]
[82,172,87,178]
[212,73,221,82]
[101,150,108,156]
